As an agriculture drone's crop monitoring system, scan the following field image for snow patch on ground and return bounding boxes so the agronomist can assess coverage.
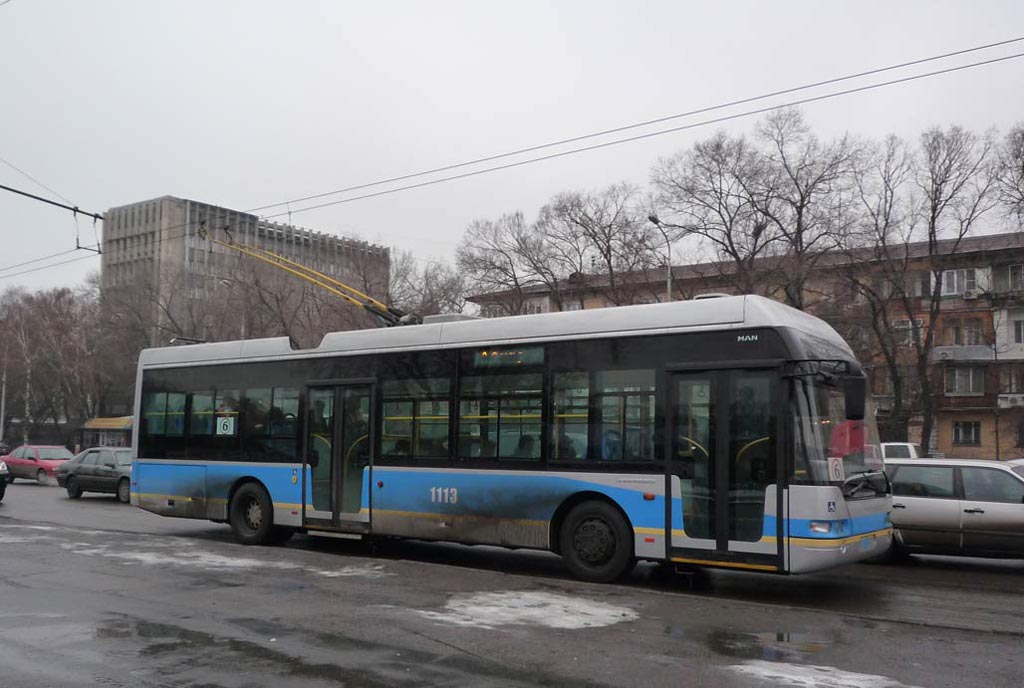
[61,541,391,579]
[415,591,638,630]
[730,661,924,688]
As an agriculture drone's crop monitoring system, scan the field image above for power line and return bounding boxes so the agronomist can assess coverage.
[0,247,82,275]
[248,34,1024,214]
[263,49,1024,219]
[0,154,73,205]
[0,253,97,282]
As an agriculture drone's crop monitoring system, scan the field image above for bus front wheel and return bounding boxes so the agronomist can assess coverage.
[559,501,635,583]
[229,483,275,545]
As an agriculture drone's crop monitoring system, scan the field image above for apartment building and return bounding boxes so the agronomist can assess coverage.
[468,232,1024,459]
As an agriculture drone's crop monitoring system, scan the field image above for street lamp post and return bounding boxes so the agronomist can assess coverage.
[647,214,673,302]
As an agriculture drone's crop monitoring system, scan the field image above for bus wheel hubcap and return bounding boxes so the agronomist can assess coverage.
[245,500,262,530]
[574,517,614,564]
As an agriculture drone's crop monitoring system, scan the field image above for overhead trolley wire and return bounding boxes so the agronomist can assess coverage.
[262,49,1024,219]
[3,37,1023,282]
[247,34,1024,214]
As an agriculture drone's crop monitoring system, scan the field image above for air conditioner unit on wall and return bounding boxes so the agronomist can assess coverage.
[964,289,979,300]
[940,351,952,360]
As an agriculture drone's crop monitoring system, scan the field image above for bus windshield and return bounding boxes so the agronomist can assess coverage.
[791,376,886,497]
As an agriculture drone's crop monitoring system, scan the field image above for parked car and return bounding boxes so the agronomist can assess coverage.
[2,445,74,484]
[0,458,7,501]
[881,442,925,460]
[885,457,1024,559]
[55,447,133,502]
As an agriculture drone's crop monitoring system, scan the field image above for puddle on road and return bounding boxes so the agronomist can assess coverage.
[664,626,834,663]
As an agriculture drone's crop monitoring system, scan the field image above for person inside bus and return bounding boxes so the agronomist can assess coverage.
[392,438,412,457]
[556,431,577,459]
[311,400,330,434]
[601,429,623,461]
[514,435,536,459]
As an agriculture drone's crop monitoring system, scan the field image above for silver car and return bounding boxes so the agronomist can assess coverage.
[886,458,1024,558]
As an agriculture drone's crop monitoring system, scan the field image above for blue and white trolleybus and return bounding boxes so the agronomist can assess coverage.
[132,295,891,582]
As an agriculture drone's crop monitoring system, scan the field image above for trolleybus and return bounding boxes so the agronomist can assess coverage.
[132,294,891,582]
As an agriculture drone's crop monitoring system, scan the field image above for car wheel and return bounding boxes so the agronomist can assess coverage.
[229,483,274,545]
[0,481,6,502]
[116,478,130,503]
[6,474,14,484]
[66,476,83,499]
[36,469,48,485]
[559,500,635,583]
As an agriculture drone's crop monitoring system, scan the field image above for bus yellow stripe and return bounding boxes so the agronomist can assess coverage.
[671,557,778,572]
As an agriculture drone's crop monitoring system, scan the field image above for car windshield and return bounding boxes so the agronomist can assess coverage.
[791,375,886,497]
[114,451,133,466]
[1013,466,1024,480]
[38,448,73,460]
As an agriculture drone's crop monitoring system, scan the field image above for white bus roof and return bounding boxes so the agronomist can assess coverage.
[138,294,852,368]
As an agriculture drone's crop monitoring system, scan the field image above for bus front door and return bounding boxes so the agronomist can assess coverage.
[304,384,373,532]
[668,369,783,572]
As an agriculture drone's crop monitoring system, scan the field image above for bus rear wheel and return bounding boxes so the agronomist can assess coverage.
[559,501,634,583]
[229,483,275,545]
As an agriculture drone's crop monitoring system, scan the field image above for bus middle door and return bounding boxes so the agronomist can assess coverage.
[304,383,373,532]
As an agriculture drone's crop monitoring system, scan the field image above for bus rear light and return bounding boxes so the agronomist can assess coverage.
[644,537,655,543]
[643,493,655,501]
[809,521,833,534]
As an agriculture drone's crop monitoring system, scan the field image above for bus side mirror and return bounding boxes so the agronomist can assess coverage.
[845,377,866,421]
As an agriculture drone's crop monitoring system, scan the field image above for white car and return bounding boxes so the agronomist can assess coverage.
[886,458,1024,558]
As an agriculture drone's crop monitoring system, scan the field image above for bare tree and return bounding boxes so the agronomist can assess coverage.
[389,250,466,317]
[753,108,864,309]
[545,183,659,306]
[903,125,999,453]
[651,131,777,295]
[998,123,1024,223]
[456,212,536,315]
[841,135,921,440]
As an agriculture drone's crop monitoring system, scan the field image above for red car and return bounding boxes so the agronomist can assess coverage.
[2,445,74,484]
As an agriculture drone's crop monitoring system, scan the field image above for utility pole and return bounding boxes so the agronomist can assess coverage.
[0,350,6,444]
[647,215,674,302]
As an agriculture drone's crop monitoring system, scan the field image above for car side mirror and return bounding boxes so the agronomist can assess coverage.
[844,376,866,421]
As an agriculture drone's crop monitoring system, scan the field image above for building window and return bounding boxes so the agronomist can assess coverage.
[952,421,981,446]
[1001,366,1024,393]
[1015,320,1024,344]
[906,271,931,297]
[564,302,583,311]
[964,318,983,345]
[1010,264,1024,291]
[892,319,923,345]
[945,367,984,395]
[1017,421,1024,448]
[942,268,977,296]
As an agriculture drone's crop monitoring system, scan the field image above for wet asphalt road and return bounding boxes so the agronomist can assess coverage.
[1,482,1022,688]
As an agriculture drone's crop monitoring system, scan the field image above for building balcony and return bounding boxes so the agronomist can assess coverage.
[932,345,994,362]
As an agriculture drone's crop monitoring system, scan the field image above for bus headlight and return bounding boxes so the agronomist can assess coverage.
[809,521,833,534]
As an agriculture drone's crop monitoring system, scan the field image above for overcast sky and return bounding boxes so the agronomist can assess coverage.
[2,0,1023,290]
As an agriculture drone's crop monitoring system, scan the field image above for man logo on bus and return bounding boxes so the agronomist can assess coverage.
[737,334,758,343]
